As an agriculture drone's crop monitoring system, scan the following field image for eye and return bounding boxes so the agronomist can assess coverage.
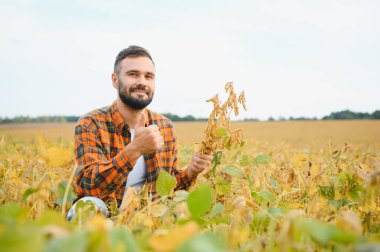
[128,72,137,77]
[146,74,154,80]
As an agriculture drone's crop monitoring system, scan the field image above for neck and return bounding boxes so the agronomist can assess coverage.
[116,98,144,129]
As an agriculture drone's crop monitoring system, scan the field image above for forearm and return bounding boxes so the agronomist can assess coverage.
[173,167,195,191]
[74,145,140,198]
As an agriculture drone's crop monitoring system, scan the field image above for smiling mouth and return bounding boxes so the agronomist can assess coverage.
[131,89,149,97]
[132,90,147,94]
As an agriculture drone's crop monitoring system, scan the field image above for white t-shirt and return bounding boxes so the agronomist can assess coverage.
[123,129,147,195]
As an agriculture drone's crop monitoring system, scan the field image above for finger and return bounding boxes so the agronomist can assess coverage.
[200,154,213,163]
[157,138,164,148]
[148,125,159,132]
[193,157,210,168]
[195,153,213,162]
[192,164,207,173]
[136,113,146,129]
[193,157,211,166]
[194,154,212,163]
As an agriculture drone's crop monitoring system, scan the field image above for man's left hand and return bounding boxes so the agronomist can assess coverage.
[187,153,213,179]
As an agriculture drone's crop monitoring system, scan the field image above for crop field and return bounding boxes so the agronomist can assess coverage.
[0,120,379,251]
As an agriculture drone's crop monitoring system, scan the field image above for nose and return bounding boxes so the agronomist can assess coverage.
[138,75,148,86]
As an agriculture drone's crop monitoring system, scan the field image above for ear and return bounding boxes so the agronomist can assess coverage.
[111,72,119,89]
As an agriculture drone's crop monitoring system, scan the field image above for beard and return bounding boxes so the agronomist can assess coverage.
[118,80,154,110]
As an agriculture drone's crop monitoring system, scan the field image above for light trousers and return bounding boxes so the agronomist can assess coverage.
[66,196,109,221]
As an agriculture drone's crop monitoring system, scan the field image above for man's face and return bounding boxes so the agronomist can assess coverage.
[115,56,155,110]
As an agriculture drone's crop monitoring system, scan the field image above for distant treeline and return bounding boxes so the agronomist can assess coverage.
[262,110,380,121]
[0,110,379,124]
[0,116,80,124]
[161,113,207,122]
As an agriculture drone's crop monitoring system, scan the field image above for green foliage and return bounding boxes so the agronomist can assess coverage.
[108,227,139,252]
[293,219,358,245]
[55,181,74,207]
[322,110,380,120]
[22,187,40,202]
[0,203,28,225]
[319,184,335,200]
[252,190,276,205]
[0,135,379,251]
[209,202,224,218]
[215,127,227,137]
[44,231,88,252]
[0,223,45,252]
[253,155,272,164]
[177,232,227,252]
[156,170,177,197]
[214,176,231,195]
[187,184,213,217]
[211,151,223,176]
[222,165,243,178]
[239,154,250,166]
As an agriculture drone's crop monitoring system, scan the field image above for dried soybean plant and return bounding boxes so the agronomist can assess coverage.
[200,82,247,155]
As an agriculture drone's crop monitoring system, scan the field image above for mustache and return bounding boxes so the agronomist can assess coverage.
[130,85,148,92]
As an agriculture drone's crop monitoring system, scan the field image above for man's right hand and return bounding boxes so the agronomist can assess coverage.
[130,113,164,156]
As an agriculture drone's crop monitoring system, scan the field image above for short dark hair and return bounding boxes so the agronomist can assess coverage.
[114,45,154,74]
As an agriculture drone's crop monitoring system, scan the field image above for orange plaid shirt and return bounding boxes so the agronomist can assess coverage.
[73,101,194,207]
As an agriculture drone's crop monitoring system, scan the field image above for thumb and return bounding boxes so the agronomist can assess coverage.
[136,112,146,129]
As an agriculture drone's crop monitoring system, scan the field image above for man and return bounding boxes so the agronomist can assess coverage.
[67,46,212,220]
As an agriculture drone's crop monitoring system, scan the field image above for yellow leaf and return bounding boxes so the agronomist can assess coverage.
[309,165,321,178]
[293,154,307,167]
[44,146,73,167]
[85,215,113,231]
[336,209,363,234]
[148,221,199,251]
[150,204,168,218]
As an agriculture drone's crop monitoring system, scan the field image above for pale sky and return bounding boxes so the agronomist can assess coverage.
[1,0,379,120]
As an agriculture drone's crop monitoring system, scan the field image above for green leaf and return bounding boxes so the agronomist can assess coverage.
[253,155,272,165]
[212,151,223,176]
[109,227,139,252]
[22,188,40,202]
[239,155,250,166]
[267,207,284,218]
[37,210,66,226]
[44,229,88,252]
[0,223,45,252]
[222,166,243,178]
[269,177,279,190]
[74,200,86,212]
[294,219,333,245]
[215,128,227,137]
[187,184,213,217]
[177,232,227,252]
[214,176,231,195]
[294,219,358,245]
[319,185,335,200]
[0,203,28,225]
[209,202,224,218]
[55,181,74,206]
[223,136,231,150]
[156,170,177,197]
[253,190,276,204]
[331,228,358,243]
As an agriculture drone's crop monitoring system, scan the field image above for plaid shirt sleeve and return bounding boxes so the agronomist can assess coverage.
[73,119,135,199]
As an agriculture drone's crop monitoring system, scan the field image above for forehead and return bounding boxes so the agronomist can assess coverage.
[119,56,155,73]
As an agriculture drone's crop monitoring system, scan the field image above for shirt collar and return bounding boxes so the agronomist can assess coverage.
[110,100,150,134]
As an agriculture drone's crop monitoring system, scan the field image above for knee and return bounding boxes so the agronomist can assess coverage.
[66,196,109,221]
